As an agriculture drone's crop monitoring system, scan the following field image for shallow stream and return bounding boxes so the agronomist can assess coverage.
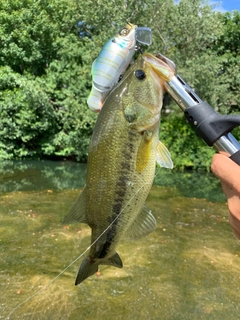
[1,161,240,319]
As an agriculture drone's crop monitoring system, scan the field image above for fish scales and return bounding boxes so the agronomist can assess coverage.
[86,88,158,243]
[63,53,175,285]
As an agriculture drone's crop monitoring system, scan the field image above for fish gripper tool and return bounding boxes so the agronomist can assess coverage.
[156,53,240,165]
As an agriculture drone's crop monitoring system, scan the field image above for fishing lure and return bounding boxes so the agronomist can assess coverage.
[87,23,152,112]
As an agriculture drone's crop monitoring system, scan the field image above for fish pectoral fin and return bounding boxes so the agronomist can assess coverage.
[75,257,99,285]
[125,205,156,239]
[136,133,151,173]
[156,140,173,169]
[62,187,87,224]
[101,252,123,268]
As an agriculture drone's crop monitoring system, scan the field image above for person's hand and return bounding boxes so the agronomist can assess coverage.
[211,153,240,239]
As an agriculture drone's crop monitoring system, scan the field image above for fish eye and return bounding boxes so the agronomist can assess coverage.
[134,69,146,80]
[119,28,130,36]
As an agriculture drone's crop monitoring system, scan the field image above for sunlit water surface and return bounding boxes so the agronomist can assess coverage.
[1,161,240,320]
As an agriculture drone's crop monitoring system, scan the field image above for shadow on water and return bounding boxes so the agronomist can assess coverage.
[1,161,239,320]
[154,167,226,202]
[0,160,87,192]
[0,161,224,201]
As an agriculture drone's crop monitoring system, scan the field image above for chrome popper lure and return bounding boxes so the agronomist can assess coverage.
[87,23,152,112]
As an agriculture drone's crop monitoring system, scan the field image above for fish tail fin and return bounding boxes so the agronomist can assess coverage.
[75,252,123,285]
[75,257,99,285]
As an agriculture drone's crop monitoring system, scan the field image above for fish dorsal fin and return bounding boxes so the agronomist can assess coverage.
[62,187,87,224]
[156,140,173,169]
[125,205,156,239]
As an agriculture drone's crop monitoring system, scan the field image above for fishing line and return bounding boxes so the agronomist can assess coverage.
[5,178,149,320]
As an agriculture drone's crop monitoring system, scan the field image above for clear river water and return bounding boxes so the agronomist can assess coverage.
[1,160,240,320]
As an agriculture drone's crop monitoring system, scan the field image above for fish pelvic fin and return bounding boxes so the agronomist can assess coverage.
[156,140,173,169]
[75,253,123,285]
[62,187,87,224]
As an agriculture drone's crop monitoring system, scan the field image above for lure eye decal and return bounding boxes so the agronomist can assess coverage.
[134,69,146,80]
[119,28,130,36]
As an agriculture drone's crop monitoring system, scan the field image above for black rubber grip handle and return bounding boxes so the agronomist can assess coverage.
[230,150,240,165]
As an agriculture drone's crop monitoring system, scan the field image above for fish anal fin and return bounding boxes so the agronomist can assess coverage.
[156,140,173,169]
[125,205,156,239]
[62,187,87,224]
[101,252,123,268]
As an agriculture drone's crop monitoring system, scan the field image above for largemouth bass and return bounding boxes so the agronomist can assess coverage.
[64,53,174,285]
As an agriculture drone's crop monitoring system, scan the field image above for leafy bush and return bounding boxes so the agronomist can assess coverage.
[160,113,215,170]
[0,0,239,169]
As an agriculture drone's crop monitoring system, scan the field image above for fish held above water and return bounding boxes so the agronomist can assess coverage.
[63,53,175,285]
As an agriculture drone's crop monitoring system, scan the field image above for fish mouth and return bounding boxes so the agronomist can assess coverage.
[142,53,175,83]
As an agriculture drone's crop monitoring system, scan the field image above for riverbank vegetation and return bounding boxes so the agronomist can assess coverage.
[0,0,239,169]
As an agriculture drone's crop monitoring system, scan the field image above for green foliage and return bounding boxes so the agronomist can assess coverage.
[0,66,57,159]
[160,114,215,170]
[0,0,57,75]
[0,0,97,161]
[0,0,239,170]
[149,0,222,61]
[212,11,240,113]
[37,34,97,161]
[214,11,240,57]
